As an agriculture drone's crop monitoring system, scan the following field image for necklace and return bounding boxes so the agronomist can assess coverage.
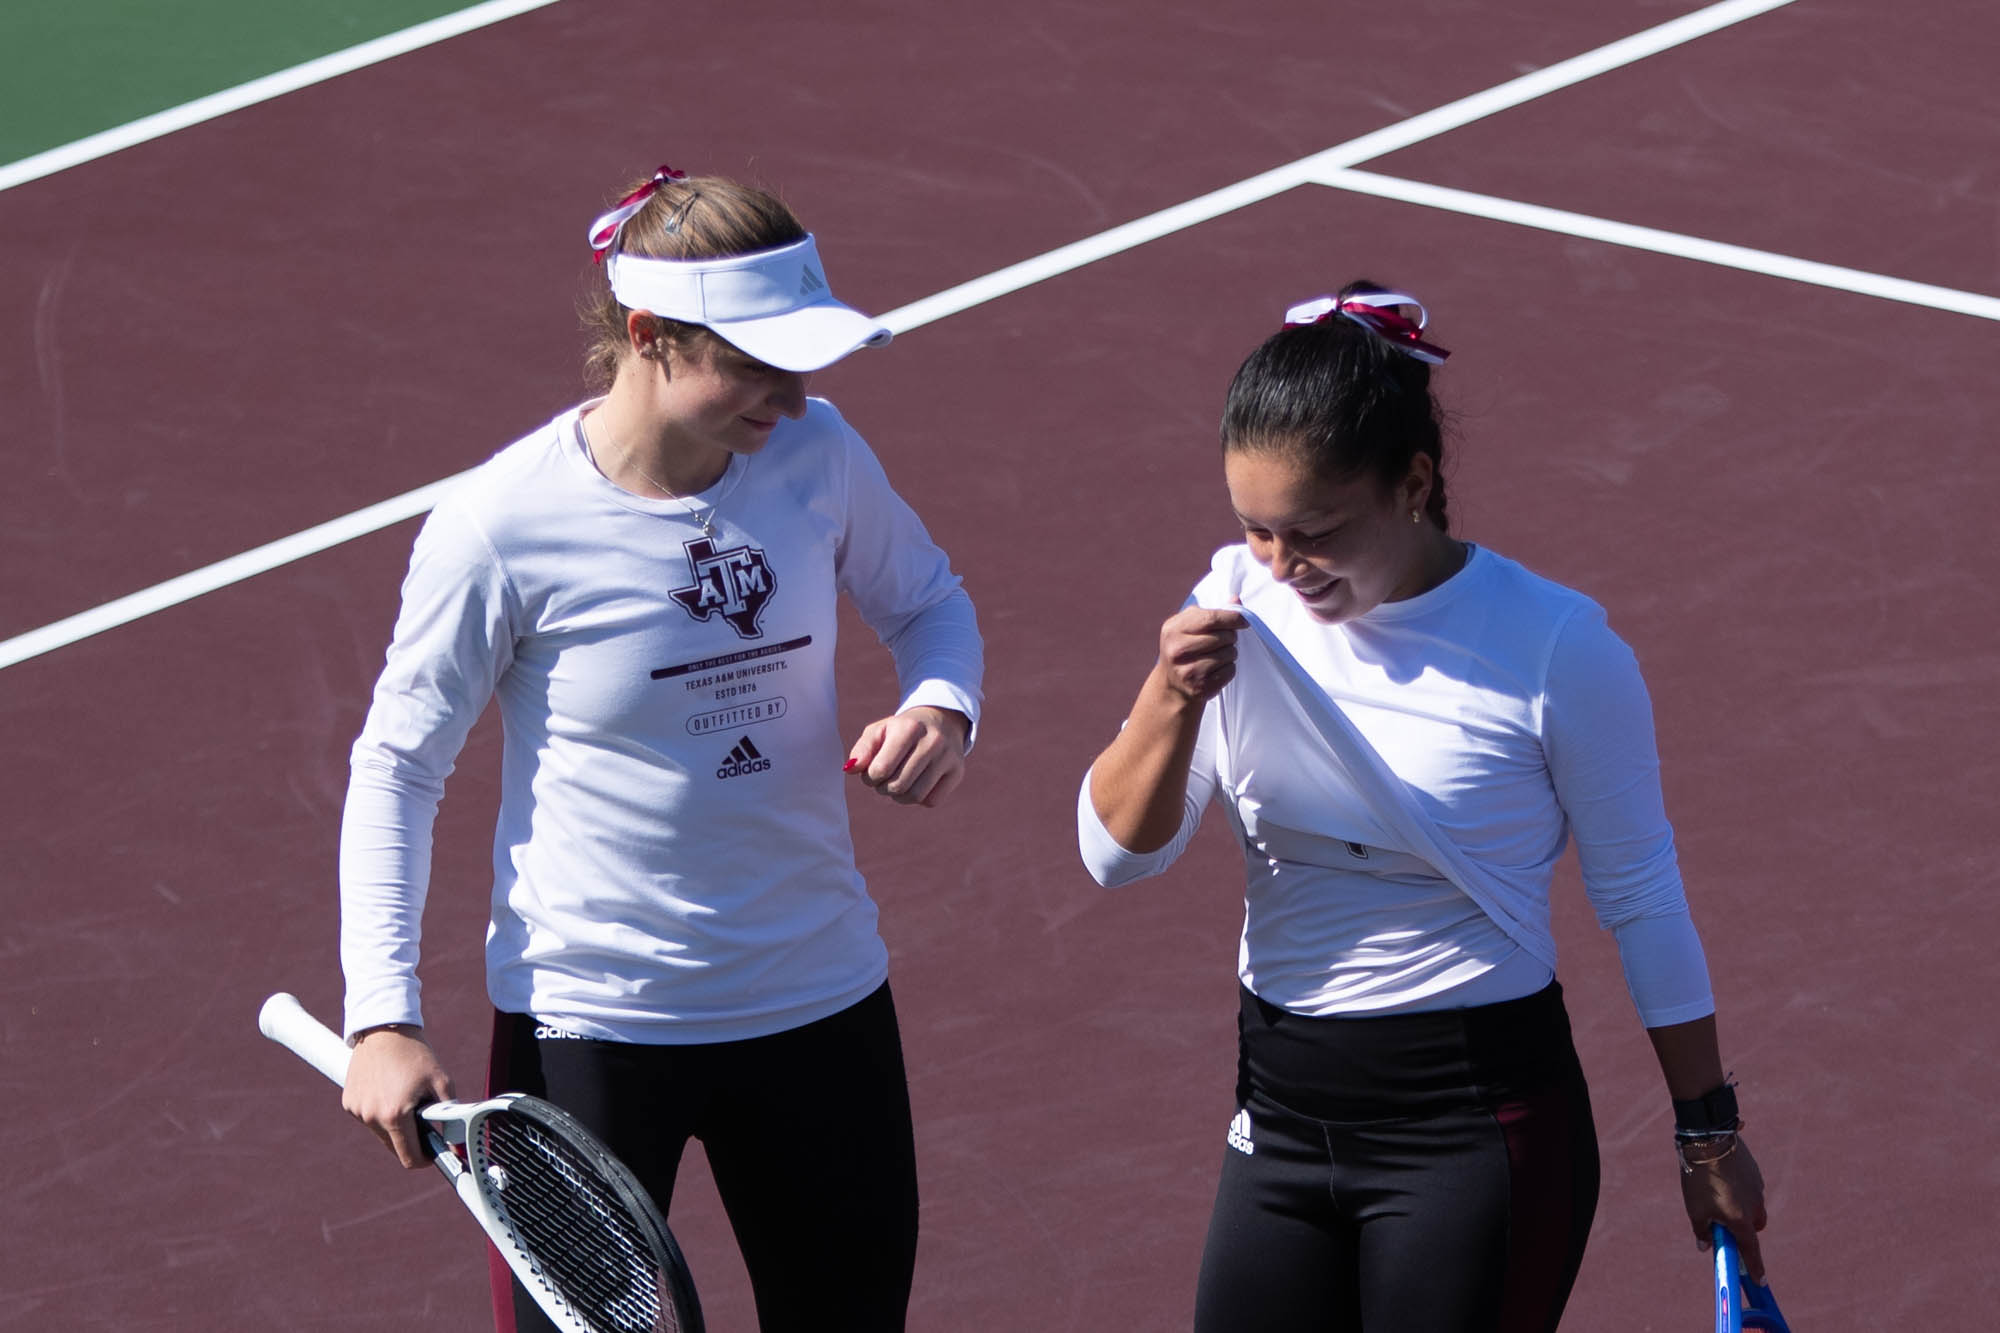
[585,414,723,542]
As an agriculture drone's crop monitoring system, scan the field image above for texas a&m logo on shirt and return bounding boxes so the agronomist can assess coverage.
[670,537,777,638]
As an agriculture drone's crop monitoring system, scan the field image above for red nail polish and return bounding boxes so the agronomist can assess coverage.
[843,759,859,773]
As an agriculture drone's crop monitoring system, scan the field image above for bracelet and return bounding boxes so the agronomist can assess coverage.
[349,1022,422,1046]
[1673,1124,1740,1145]
[1675,1127,1743,1175]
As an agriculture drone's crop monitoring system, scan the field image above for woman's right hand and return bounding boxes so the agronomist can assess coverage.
[1085,605,1246,855]
[1153,605,1247,705]
[341,1026,455,1169]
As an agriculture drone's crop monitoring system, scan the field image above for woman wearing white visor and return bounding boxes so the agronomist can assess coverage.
[336,165,983,1332]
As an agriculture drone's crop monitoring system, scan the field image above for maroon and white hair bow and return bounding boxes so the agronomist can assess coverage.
[1284,290,1450,364]
[587,164,689,262]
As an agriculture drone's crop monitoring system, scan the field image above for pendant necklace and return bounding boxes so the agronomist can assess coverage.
[586,414,724,542]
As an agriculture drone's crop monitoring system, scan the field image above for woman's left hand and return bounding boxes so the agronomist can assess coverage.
[845,706,970,807]
[1679,1133,1769,1283]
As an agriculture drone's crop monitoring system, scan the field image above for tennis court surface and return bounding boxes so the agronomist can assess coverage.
[4,1,1995,1327]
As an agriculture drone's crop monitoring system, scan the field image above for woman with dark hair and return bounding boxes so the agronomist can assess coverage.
[1078,283,1766,1331]
[337,165,982,1332]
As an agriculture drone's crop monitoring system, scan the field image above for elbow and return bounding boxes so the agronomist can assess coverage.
[1076,821,1165,889]
[1076,764,1178,888]
[1592,882,1691,931]
[1081,855,1149,891]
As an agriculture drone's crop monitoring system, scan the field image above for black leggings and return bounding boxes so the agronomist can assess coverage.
[487,983,918,1333]
[1194,983,1600,1333]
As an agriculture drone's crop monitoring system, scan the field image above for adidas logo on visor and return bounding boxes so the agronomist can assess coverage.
[798,266,826,297]
[716,735,772,779]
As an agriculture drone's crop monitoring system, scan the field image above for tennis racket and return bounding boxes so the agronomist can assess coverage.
[258,992,704,1333]
[1712,1222,1790,1333]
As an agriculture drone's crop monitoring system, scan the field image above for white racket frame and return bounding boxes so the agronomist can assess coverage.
[258,991,604,1333]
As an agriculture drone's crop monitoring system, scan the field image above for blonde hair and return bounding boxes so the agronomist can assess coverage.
[580,174,809,389]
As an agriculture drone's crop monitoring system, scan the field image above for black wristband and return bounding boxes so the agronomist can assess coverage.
[1672,1079,1739,1134]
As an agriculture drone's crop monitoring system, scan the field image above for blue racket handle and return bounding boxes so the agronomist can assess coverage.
[1711,1223,1791,1333]
[1711,1223,1739,1333]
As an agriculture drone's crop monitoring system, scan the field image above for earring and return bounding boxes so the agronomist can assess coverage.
[1411,509,1421,524]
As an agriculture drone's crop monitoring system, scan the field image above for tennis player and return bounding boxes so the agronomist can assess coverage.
[1078,283,1767,1331]
[337,165,982,1333]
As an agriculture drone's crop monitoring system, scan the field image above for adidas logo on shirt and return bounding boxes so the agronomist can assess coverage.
[1226,1108,1255,1156]
[716,735,772,779]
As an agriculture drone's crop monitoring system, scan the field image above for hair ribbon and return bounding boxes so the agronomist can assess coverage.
[587,165,689,262]
[1285,290,1450,364]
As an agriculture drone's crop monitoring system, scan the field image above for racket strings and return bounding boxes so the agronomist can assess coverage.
[477,1112,681,1333]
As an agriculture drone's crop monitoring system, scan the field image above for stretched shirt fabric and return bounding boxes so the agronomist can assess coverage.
[1078,543,1712,1027]
[341,398,982,1044]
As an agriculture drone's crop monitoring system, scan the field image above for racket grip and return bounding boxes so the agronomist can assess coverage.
[259,992,354,1087]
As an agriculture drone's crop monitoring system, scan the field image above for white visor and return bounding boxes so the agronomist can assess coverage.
[607,234,891,372]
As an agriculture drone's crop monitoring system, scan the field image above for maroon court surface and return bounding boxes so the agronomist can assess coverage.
[4,1,1996,1328]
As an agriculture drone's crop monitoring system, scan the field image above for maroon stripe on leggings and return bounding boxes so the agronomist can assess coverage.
[1493,1085,1591,1333]
[485,1010,525,1333]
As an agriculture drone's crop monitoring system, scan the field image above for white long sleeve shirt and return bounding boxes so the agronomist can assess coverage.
[1079,543,1712,1027]
[341,398,982,1043]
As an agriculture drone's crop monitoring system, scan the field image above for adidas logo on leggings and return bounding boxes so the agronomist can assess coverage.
[1226,1108,1255,1155]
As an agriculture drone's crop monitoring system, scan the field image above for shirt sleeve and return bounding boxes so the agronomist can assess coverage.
[1076,704,1224,888]
[338,500,516,1039]
[828,415,985,745]
[1543,607,1714,1026]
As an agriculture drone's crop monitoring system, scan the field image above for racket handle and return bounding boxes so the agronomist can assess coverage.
[259,992,353,1088]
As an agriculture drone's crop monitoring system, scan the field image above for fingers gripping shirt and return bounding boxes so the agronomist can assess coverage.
[341,398,982,1043]
[1078,543,1711,1025]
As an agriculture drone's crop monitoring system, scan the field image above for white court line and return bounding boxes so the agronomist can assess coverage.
[0,0,565,193]
[0,476,474,669]
[885,0,1798,334]
[0,0,1796,670]
[1315,168,2000,321]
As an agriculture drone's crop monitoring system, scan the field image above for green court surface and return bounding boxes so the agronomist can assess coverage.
[0,0,480,164]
